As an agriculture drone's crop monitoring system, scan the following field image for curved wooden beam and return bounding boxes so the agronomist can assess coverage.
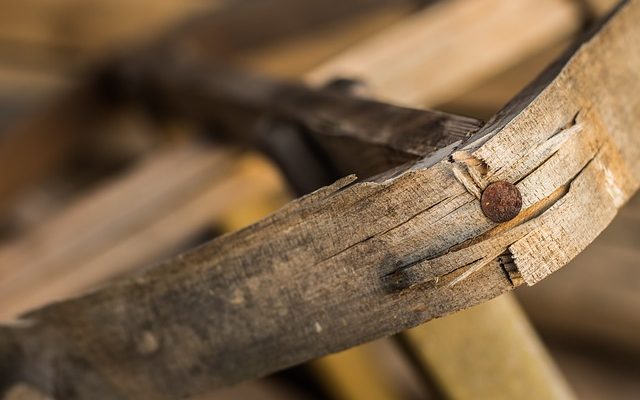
[1,1,638,398]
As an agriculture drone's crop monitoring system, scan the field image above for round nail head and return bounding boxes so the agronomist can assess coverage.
[481,181,522,223]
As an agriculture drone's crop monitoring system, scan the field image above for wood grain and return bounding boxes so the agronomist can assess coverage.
[1,1,639,398]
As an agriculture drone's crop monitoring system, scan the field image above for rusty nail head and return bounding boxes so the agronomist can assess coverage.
[481,181,522,223]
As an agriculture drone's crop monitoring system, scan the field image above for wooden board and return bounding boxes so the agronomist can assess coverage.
[306,0,583,107]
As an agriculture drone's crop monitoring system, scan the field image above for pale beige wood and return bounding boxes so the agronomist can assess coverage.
[404,295,575,400]
[309,342,403,400]
[307,0,582,107]
[235,4,415,78]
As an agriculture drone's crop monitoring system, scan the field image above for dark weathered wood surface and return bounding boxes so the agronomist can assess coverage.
[108,57,481,178]
[1,1,639,399]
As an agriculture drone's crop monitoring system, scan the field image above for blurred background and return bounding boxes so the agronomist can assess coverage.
[0,0,638,399]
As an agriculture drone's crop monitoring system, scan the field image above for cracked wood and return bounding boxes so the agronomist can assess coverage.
[1,1,640,398]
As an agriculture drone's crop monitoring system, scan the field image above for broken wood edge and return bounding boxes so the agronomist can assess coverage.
[0,1,639,398]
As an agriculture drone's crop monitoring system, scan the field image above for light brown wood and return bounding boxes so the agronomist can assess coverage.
[0,2,638,398]
[0,147,286,319]
[1,1,639,398]
[307,0,583,107]
[0,0,216,57]
[403,295,575,400]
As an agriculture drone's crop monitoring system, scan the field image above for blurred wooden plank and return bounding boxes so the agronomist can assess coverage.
[437,42,571,119]
[403,295,575,399]
[0,0,417,77]
[310,342,404,400]
[0,146,287,319]
[306,0,583,107]
[235,4,415,78]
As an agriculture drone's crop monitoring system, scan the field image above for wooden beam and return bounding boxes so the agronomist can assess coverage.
[111,58,482,177]
[306,0,584,107]
[0,147,287,320]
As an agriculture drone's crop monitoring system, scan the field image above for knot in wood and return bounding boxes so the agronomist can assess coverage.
[480,181,522,223]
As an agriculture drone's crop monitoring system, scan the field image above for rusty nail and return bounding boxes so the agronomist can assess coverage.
[481,181,522,223]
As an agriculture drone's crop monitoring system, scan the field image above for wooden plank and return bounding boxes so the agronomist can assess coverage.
[0,148,287,320]
[402,295,575,399]
[113,58,482,178]
[0,0,216,57]
[0,0,415,74]
[306,0,583,107]
[0,2,637,398]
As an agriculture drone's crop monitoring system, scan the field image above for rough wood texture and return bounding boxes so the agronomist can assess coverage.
[1,1,639,398]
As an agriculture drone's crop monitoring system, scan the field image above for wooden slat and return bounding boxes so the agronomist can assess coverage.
[306,0,583,107]
[403,295,575,399]
[0,147,287,319]
[0,0,216,57]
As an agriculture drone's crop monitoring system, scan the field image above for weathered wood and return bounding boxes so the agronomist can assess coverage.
[1,1,639,398]
[0,0,414,73]
[109,58,481,178]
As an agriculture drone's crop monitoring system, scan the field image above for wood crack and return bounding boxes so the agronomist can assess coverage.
[383,142,603,290]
